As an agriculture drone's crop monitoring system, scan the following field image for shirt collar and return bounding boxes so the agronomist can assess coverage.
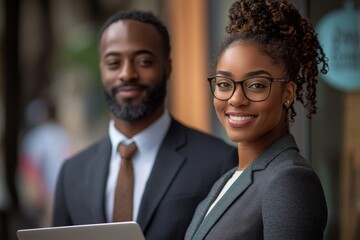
[109,111,171,155]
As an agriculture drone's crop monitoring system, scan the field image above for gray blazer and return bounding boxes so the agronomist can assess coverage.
[186,134,327,240]
[52,118,238,240]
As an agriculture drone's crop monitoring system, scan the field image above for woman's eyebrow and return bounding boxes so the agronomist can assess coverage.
[214,70,272,78]
[245,70,272,78]
[214,70,232,77]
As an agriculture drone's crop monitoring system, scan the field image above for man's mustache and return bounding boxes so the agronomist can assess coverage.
[111,82,148,96]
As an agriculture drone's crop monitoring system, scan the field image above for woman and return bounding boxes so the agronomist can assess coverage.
[185,0,328,239]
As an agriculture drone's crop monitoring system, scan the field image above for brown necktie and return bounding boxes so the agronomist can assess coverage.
[113,142,137,222]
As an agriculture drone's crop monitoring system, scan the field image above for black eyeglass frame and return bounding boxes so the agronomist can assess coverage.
[207,75,288,102]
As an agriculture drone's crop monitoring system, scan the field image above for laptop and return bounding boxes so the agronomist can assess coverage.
[16,221,145,240]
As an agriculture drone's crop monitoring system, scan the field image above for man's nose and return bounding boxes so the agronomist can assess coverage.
[118,61,138,81]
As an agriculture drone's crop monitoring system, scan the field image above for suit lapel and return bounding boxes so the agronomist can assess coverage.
[89,136,112,222]
[185,169,235,239]
[137,120,186,231]
[189,134,298,239]
[191,167,253,240]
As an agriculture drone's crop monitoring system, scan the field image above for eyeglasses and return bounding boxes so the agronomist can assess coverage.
[207,75,287,102]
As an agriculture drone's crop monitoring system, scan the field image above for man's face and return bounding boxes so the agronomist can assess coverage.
[99,20,171,121]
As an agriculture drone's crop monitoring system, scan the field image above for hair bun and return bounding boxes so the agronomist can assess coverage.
[222,0,328,119]
[227,0,302,40]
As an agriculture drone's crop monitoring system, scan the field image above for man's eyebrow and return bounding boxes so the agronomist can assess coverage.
[103,51,119,58]
[103,49,156,58]
[131,49,156,56]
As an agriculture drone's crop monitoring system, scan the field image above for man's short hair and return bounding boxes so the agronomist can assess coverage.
[99,10,171,58]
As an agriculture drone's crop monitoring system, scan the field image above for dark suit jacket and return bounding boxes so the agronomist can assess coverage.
[186,134,327,240]
[53,118,238,240]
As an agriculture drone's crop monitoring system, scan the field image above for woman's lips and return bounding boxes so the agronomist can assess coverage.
[227,113,256,127]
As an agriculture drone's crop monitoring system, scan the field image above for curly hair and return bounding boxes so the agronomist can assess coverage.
[219,0,328,120]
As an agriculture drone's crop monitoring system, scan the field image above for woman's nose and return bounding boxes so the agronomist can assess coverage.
[228,85,249,107]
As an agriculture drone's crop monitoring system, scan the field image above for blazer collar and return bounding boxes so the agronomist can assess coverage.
[88,136,112,223]
[186,169,236,240]
[251,133,298,171]
[188,133,298,239]
[88,118,186,226]
[137,119,187,231]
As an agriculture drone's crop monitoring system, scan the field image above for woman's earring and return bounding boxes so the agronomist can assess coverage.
[284,100,291,108]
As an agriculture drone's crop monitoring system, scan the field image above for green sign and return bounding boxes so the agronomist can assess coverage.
[316,1,360,91]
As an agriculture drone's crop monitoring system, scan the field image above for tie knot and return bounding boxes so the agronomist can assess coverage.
[118,142,137,160]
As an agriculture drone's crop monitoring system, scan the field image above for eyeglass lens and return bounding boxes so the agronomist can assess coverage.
[210,76,272,101]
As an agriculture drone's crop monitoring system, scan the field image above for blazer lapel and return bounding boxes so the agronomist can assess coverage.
[89,136,112,222]
[191,167,253,240]
[189,134,298,239]
[185,169,235,239]
[137,120,186,232]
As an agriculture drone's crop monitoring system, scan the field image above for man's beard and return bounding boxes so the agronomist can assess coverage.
[103,73,167,121]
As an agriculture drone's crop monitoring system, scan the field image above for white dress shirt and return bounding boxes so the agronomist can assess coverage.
[105,112,171,222]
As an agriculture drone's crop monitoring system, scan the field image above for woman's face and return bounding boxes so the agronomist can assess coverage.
[214,42,294,144]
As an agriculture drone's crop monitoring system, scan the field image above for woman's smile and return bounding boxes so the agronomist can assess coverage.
[227,113,257,128]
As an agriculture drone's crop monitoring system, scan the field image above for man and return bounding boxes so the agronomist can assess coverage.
[52,10,237,240]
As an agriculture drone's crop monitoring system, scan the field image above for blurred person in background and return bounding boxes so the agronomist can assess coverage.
[52,10,237,240]
[19,98,73,227]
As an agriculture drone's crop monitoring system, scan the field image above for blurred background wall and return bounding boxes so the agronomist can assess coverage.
[0,0,359,239]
